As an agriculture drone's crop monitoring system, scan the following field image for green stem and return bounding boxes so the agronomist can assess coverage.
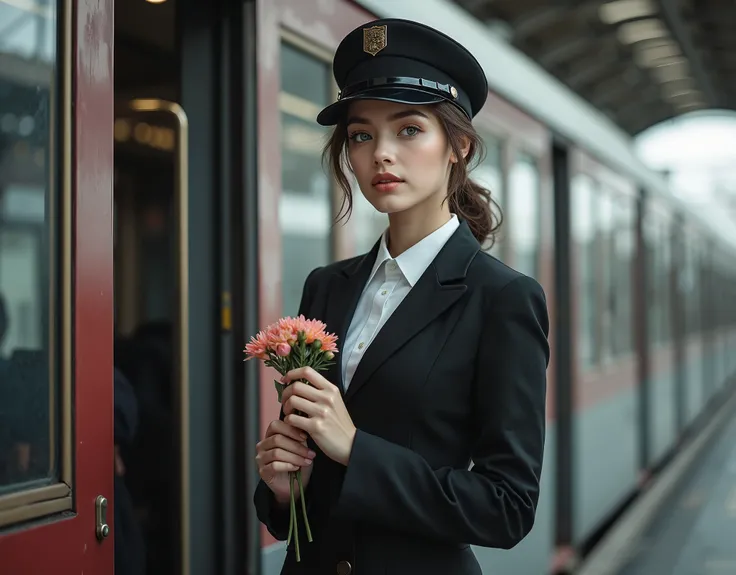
[287,475,294,545]
[290,472,301,562]
[296,469,313,542]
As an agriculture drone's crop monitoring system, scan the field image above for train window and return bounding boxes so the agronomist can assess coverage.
[613,194,635,356]
[683,238,700,337]
[659,216,672,344]
[0,0,60,498]
[572,174,598,369]
[645,209,670,346]
[598,189,615,364]
[508,154,540,278]
[473,132,504,258]
[279,41,333,316]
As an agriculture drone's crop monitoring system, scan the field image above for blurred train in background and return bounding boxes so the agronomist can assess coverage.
[1,0,735,573]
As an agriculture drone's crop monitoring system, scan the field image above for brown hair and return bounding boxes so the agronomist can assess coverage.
[322,101,503,248]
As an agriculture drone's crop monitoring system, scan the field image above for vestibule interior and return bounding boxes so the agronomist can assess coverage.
[112,1,184,574]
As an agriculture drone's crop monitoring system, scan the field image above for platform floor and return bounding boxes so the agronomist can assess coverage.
[616,414,736,575]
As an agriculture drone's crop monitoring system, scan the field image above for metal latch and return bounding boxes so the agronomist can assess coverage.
[95,495,110,541]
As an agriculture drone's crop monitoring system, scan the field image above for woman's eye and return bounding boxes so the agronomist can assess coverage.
[400,126,420,137]
[349,132,371,143]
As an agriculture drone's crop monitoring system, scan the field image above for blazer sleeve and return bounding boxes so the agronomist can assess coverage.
[253,266,322,541]
[333,275,550,549]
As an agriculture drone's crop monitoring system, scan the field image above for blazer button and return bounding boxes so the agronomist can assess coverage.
[336,560,352,575]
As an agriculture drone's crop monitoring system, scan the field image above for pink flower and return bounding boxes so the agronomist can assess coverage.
[244,330,269,360]
[243,315,339,361]
[242,314,339,563]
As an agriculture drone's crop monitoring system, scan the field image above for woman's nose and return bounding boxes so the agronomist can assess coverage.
[373,138,396,165]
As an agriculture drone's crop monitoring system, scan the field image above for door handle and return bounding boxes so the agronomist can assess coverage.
[95,495,110,541]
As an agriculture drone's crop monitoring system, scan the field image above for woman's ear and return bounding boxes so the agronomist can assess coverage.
[459,135,471,160]
[450,136,472,164]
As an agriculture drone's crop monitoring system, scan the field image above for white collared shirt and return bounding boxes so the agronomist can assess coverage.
[341,214,460,390]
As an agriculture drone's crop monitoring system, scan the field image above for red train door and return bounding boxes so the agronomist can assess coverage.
[0,0,114,573]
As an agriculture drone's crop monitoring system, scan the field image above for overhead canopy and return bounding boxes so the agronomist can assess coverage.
[452,0,733,135]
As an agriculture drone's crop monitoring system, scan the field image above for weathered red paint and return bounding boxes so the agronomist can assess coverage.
[0,0,115,571]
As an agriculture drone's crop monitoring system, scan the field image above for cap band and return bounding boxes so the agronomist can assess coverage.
[339,76,461,104]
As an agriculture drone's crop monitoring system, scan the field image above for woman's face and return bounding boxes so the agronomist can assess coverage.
[345,100,454,216]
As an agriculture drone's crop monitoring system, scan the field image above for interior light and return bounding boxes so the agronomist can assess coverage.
[146,0,167,4]
[617,19,668,44]
[599,0,656,25]
[634,43,680,64]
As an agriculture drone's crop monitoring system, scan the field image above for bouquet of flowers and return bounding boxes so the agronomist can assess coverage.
[244,315,339,561]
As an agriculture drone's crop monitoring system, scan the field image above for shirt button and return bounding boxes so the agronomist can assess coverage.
[387,261,396,270]
[358,342,365,350]
[381,290,387,296]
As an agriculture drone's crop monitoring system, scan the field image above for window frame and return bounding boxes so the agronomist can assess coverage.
[506,149,543,279]
[570,149,639,377]
[0,0,73,528]
[279,29,341,257]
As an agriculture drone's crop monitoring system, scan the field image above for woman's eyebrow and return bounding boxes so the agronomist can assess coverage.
[387,109,430,121]
[347,109,430,126]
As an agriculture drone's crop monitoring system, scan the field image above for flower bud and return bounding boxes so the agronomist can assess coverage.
[311,340,322,351]
[297,330,306,344]
[324,351,334,360]
[275,343,291,357]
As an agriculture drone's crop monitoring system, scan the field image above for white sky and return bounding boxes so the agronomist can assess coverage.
[634,111,736,240]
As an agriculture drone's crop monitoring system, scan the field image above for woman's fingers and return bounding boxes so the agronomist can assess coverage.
[283,367,330,390]
[263,461,300,474]
[283,394,322,417]
[281,381,321,404]
[265,419,307,443]
[260,446,313,468]
[256,432,316,468]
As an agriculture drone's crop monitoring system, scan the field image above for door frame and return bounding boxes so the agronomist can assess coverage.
[0,0,115,571]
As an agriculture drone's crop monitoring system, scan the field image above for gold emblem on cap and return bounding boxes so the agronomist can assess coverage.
[363,25,387,56]
[450,86,458,99]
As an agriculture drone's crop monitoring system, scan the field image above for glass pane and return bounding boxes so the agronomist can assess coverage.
[613,194,634,355]
[599,189,615,364]
[473,133,504,258]
[572,174,598,369]
[508,155,540,278]
[0,0,59,494]
[279,43,332,317]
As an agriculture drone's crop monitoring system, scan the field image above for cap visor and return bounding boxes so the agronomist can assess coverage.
[316,87,445,126]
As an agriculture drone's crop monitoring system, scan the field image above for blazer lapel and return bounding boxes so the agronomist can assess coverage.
[321,240,380,394]
[343,221,480,403]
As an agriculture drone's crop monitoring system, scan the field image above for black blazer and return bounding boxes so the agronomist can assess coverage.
[254,220,550,575]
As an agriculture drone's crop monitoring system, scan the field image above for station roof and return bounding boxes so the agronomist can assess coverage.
[452,0,734,135]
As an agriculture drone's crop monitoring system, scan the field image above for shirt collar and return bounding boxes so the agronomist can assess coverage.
[368,214,460,287]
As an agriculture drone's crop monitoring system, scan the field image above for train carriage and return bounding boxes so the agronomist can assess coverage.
[0,0,735,574]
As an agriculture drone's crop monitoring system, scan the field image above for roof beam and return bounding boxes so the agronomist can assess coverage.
[538,35,594,68]
[658,0,721,106]
[511,7,566,41]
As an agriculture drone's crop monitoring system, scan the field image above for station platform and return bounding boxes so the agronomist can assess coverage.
[618,412,736,574]
[577,385,736,575]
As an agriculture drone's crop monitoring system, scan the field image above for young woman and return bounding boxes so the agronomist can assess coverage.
[254,18,550,575]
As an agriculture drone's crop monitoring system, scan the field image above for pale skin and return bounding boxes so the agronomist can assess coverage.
[255,99,470,505]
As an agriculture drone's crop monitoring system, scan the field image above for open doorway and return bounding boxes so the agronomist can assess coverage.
[112,1,188,574]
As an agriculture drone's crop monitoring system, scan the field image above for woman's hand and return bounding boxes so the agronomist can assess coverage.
[255,420,316,505]
[281,367,357,466]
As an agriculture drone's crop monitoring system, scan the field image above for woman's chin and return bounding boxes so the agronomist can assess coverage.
[364,193,414,215]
